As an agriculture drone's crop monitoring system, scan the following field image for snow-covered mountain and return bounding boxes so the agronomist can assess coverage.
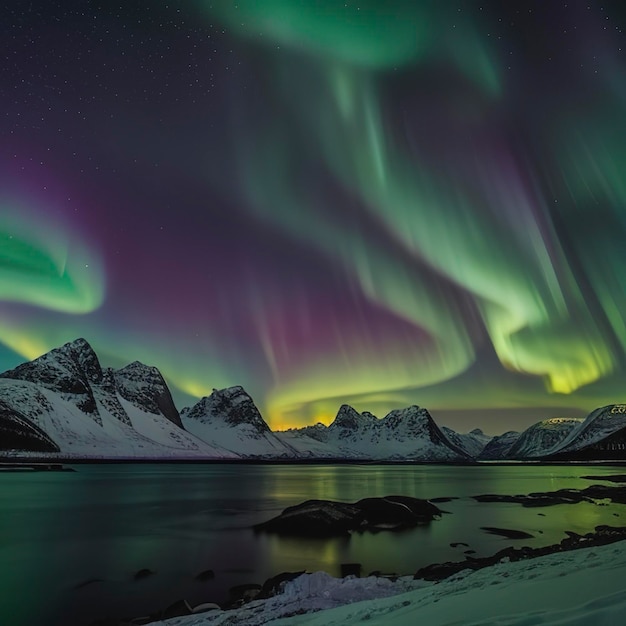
[477,430,520,460]
[4,337,622,462]
[0,341,471,461]
[441,427,492,458]
[548,404,626,457]
[277,404,472,461]
[506,418,583,458]
[0,339,235,459]
[181,386,298,458]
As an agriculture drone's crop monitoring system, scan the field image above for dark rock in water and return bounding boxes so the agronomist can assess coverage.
[133,569,154,581]
[254,495,442,537]
[195,569,215,581]
[74,577,104,589]
[450,542,469,548]
[565,531,583,540]
[354,496,436,529]
[415,560,477,581]
[125,598,194,624]
[473,492,580,507]
[474,484,626,507]
[355,497,409,528]
[341,563,361,577]
[367,569,399,582]
[430,497,458,503]
[377,495,442,522]
[255,499,364,536]
[161,599,193,619]
[191,602,221,615]
[260,571,305,598]
[464,549,476,555]
[367,571,399,581]
[582,474,626,483]
[229,583,262,606]
[481,526,534,539]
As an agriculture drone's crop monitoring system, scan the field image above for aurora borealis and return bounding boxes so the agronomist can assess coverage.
[3,1,626,433]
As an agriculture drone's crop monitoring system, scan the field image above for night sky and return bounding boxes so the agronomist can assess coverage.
[3,1,626,433]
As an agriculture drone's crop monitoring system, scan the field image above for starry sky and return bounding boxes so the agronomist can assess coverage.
[3,1,626,434]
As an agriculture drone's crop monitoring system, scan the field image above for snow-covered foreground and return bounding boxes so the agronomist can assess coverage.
[157,539,626,625]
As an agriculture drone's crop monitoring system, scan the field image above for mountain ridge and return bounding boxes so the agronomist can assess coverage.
[1,339,625,461]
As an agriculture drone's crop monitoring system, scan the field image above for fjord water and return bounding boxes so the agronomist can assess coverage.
[2,464,625,626]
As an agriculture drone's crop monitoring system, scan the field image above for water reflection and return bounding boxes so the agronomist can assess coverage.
[1,463,625,626]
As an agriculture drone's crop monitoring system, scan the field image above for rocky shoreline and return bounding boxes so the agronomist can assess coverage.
[414,523,626,581]
[88,475,626,625]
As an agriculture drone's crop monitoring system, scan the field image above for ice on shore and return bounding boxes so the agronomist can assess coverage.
[156,539,626,625]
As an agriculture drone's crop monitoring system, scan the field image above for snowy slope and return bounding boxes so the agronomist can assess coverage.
[441,427,492,457]
[276,404,471,461]
[477,430,520,460]
[551,404,626,454]
[182,386,299,458]
[154,539,626,626]
[0,378,236,459]
[0,339,237,459]
[506,417,583,458]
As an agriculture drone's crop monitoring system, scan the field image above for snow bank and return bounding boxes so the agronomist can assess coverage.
[156,539,626,625]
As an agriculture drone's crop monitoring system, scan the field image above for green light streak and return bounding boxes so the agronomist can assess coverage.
[0,209,103,314]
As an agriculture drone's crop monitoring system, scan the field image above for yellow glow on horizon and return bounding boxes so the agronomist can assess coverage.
[269,411,335,431]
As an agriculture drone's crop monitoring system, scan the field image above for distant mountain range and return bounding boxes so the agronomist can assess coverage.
[1,339,625,461]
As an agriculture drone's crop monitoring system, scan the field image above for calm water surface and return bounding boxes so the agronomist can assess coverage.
[2,463,625,625]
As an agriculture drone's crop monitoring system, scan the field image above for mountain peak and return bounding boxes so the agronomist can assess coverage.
[0,337,103,417]
[63,337,92,351]
[382,405,430,429]
[51,337,103,384]
[184,386,270,433]
[548,404,626,457]
[120,360,157,372]
[507,418,583,459]
[330,404,364,430]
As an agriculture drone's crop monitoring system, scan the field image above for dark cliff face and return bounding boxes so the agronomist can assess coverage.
[0,400,60,453]
[184,386,270,433]
[114,362,182,428]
